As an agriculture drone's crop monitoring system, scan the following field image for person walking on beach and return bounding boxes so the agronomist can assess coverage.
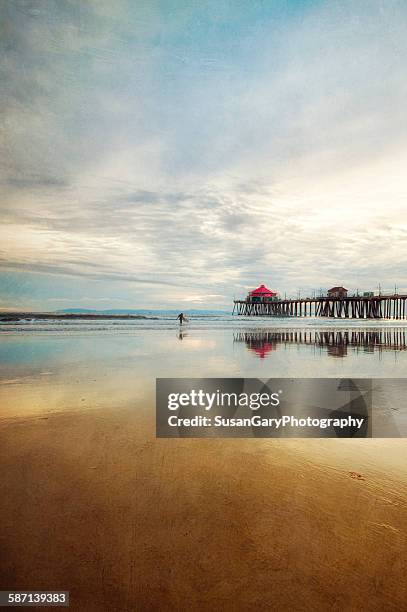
[177,312,186,325]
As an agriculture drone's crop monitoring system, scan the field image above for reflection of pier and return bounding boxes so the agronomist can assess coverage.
[234,329,407,358]
[233,295,407,319]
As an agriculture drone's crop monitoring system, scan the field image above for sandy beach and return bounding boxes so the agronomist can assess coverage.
[1,402,407,611]
[1,320,407,610]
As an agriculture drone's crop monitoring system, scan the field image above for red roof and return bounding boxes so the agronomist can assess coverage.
[249,284,277,297]
[328,286,348,292]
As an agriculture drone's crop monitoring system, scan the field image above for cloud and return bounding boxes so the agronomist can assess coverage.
[1,0,407,308]
[0,257,184,287]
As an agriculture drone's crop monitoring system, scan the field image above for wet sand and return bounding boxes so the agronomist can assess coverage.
[1,406,407,611]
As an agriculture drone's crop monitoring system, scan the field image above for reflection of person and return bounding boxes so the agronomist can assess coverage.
[177,312,185,325]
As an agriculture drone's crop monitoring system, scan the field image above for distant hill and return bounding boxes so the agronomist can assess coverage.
[57,308,230,315]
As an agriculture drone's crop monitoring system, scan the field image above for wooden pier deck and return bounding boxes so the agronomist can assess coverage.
[233,295,407,319]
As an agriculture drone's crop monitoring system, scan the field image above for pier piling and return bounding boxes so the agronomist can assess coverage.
[233,295,407,319]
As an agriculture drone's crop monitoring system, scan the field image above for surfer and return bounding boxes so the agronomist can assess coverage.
[177,312,187,325]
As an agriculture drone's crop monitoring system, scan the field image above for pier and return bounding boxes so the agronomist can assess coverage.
[233,295,407,319]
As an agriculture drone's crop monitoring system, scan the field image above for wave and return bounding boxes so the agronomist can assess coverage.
[1,313,407,336]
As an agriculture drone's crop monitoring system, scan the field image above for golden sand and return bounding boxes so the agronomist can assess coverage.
[1,405,406,611]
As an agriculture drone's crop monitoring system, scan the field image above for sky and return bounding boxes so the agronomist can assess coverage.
[1,0,407,310]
